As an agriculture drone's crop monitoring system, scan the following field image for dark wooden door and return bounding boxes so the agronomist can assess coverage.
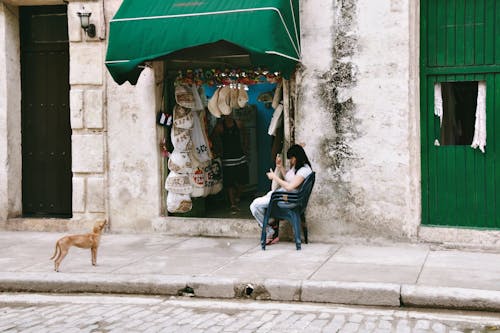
[420,0,499,228]
[20,5,72,217]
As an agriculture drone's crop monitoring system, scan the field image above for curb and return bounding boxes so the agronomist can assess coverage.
[1,272,500,312]
[401,285,500,312]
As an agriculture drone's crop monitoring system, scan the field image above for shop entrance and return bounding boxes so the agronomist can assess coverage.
[162,72,286,219]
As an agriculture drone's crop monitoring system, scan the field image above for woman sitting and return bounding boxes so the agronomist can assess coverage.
[249,144,313,245]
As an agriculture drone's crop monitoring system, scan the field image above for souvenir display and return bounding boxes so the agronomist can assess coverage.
[165,171,192,195]
[173,105,193,129]
[175,84,196,109]
[167,192,192,213]
[168,150,192,174]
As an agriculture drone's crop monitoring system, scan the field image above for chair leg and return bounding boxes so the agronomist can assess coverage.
[301,214,308,244]
[291,214,302,250]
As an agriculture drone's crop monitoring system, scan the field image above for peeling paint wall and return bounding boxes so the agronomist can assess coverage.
[298,0,419,241]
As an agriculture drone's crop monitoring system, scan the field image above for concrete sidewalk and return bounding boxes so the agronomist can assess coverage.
[1,231,499,312]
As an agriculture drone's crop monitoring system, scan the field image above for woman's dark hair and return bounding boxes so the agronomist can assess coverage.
[286,144,312,173]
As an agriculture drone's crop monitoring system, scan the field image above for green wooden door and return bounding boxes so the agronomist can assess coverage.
[420,0,500,228]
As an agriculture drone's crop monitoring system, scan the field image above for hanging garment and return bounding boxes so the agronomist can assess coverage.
[272,80,283,109]
[471,81,486,153]
[204,158,223,196]
[191,110,212,163]
[190,161,209,198]
[268,103,284,136]
[434,83,443,126]
[137,66,156,114]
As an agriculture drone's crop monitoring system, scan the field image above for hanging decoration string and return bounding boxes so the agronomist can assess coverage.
[175,68,281,87]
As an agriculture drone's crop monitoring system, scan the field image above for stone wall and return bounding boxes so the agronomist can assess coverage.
[297,0,420,241]
[67,1,107,225]
[0,3,22,224]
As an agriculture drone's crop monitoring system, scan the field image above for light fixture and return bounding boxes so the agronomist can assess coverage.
[77,10,96,38]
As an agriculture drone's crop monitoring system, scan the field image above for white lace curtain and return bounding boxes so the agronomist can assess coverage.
[434,81,486,153]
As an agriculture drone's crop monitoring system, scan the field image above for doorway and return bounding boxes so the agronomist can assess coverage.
[20,5,72,217]
[420,0,500,228]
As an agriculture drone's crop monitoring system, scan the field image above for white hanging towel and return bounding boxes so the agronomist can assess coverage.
[434,83,443,126]
[471,81,486,153]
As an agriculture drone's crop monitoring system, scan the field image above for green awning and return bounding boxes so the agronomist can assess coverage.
[105,0,301,85]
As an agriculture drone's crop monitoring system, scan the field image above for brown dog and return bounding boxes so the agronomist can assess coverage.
[50,220,107,272]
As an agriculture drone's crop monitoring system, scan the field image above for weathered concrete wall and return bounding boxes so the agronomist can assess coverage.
[105,66,163,232]
[0,3,22,224]
[298,0,419,241]
[104,0,163,233]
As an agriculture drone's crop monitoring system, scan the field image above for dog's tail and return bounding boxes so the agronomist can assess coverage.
[50,242,59,260]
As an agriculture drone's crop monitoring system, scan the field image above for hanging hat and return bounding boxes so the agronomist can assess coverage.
[171,127,192,152]
[168,150,192,173]
[175,84,196,109]
[217,86,232,115]
[237,86,249,108]
[165,171,192,195]
[166,192,192,213]
[207,88,222,118]
[230,87,239,109]
[173,105,193,129]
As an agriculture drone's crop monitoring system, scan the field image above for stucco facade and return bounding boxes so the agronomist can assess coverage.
[0,0,498,247]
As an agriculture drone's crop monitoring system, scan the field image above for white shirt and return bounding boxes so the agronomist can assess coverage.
[284,164,312,186]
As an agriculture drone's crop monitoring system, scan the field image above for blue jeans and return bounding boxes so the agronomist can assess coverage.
[249,191,274,238]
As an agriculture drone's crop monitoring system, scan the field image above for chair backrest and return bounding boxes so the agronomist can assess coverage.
[299,172,316,212]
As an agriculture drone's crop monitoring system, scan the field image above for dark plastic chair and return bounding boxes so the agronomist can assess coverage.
[261,172,316,250]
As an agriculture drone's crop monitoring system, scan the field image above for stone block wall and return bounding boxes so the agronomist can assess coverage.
[68,0,107,223]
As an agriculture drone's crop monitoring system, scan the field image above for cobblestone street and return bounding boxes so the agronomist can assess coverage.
[1,293,500,333]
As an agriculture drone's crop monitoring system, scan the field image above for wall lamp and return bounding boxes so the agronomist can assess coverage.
[77,10,96,38]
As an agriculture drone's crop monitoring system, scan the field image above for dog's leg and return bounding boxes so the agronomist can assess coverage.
[91,246,97,266]
[53,243,61,271]
[50,241,59,260]
[54,246,69,272]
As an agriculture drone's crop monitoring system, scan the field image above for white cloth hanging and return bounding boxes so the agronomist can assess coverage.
[434,83,443,126]
[471,81,486,153]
